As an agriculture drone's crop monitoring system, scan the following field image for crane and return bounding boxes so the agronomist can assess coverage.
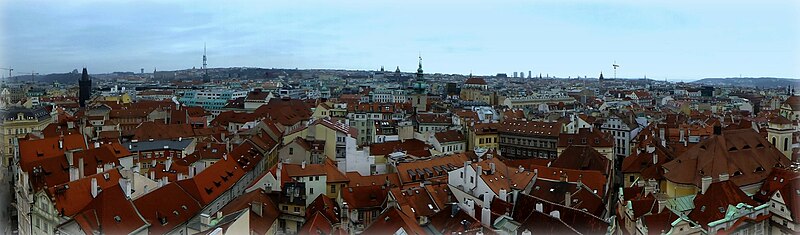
[0,67,12,78]
[612,61,620,79]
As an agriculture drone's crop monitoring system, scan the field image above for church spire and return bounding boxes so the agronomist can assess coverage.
[416,54,423,80]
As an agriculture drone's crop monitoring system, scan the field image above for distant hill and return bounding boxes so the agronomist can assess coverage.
[692,77,798,88]
[7,71,86,84]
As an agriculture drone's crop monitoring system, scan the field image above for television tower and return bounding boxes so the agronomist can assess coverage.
[202,43,209,82]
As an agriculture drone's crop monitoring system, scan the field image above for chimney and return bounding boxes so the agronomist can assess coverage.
[165,157,173,171]
[499,189,508,202]
[713,125,722,135]
[94,142,100,148]
[251,202,263,217]
[719,173,729,182]
[565,191,572,207]
[78,157,85,179]
[200,213,211,230]
[69,167,79,181]
[189,165,196,177]
[301,161,306,169]
[150,170,155,180]
[477,165,483,176]
[91,177,98,198]
[276,163,283,191]
[59,138,63,149]
[535,202,543,212]
[162,176,168,185]
[463,161,469,184]
[701,176,712,194]
[121,178,132,198]
[679,128,685,143]
[483,192,492,209]
[489,162,496,175]
[481,206,492,228]
[652,152,658,164]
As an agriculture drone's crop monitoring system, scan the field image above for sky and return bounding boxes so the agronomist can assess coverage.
[1,0,798,81]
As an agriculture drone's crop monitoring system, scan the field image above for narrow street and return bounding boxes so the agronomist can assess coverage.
[0,167,12,234]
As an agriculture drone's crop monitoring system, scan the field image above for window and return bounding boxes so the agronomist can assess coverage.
[310,188,314,194]
[283,205,288,211]
[330,185,336,193]
[629,176,634,182]
[294,207,300,213]
[289,148,293,155]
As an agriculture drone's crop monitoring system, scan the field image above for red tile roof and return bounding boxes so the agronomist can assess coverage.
[434,130,466,143]
[363,207,427,235]
[48,169,123,217]
[754,168,800,203]
[465,77,487,85]
[219,189,281,235]
[133,183,203,234]
[557,128,612,148]
[346,171,400,187]
[396,153,469,185]
[551,146,610,174]
[369,139,430,157]
[73,185,148,235]
[662,129,790,188]
[688,180,758,227]
[341,185,388,209]
[498,120,562,137]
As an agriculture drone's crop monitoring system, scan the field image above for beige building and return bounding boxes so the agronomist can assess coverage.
[0,106,54,166]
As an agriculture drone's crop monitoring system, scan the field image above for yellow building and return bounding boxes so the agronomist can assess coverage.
[460,77,496,105]
[468,123,500,151]
[0,106,54,166]
[100,93,133,104]
[282,118,355,160]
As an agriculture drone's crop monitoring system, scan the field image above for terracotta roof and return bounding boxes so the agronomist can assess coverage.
[641,209,680,235]
[527,165,607,197]
[341,185,388,209]
[688,180,758,227]
[551,146,611,174]
[512,193,609,234]
[465,77,487,85]
[369,139,430,156]
[346,172,400,187]
[777,177,800,222]
[132,122,195,141]
[389,185,440,218]
[434,130,466,143]
[298,212,334,235]
[254,98,312,126]
[396,153,470,185]
[621,139,677,181]
[73,185,148,235]
[662,129,790,188]
[416,113,451,124]
[219,189,281,235]
[784,96,800,111]
[306,194,340,224]
[557,128,612,148]
[363,207,427,235]
[176,141,263,205]
[48,169,123,217]
[498,120,561,137]
[754,168,800,203]
[769,115,793,125]
[472,123,501,135]
[133,183,203,234]
[211,111,259,127]
[427,204,483,234]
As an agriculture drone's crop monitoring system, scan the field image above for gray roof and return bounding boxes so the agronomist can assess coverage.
[0,106,51,123]
[123,138,194,152]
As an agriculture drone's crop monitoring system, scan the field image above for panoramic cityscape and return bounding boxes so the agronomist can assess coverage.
[1,1,799,235]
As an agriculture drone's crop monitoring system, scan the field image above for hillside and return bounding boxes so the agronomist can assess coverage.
[692,77,798,88]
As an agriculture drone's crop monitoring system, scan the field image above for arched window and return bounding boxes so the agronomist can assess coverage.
[772,137,776,146]
[784,138,789,151]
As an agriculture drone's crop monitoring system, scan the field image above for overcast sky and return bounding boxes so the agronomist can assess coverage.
[1,0,798,81]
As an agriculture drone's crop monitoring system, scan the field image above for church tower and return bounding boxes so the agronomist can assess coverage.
[79,68,92,108]
[410,56,428,113]
[767,115,794,159]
